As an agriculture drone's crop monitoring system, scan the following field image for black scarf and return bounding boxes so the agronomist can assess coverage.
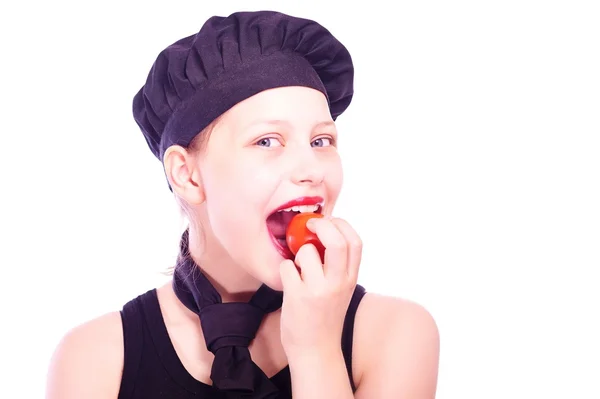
[172,230,285,398]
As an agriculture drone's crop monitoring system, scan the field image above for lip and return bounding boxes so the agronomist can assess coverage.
[267,195,324,260]
[268,196,325,216]
[270,234,295,260]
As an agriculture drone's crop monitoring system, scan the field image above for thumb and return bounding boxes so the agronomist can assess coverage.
[279,259,301,291]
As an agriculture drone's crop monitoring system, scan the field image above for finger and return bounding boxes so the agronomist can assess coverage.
[279,259,302,292]
[330,218,363,282]
[294,243,325,286]
[307,217,348,281]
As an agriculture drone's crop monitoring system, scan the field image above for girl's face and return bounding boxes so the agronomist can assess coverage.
[195,86,343,290]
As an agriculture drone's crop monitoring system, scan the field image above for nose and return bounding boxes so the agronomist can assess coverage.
[289,147,325,186]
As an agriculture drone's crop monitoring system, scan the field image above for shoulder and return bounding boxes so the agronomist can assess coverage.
[353,292,440,398]
[46,311,125,399]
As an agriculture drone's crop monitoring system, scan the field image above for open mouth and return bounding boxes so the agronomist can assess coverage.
[266,202,323,259]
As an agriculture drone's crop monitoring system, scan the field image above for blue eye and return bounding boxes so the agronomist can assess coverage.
[311,137,334,147]
[255,137,282,147]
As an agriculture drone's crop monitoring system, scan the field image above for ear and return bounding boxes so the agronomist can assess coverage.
[163,145,205,205]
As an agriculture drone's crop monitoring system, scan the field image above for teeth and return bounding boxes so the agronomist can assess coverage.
[279,204,320,213]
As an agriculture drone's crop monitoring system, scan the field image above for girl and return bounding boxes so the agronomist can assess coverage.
[46,10,439,399]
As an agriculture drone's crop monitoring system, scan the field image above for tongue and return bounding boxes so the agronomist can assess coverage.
[267,211,297,237]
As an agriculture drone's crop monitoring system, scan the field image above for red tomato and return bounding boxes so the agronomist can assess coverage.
[286,212,325,262]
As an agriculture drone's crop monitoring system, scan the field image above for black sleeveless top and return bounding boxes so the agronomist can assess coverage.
[117,285,367,398]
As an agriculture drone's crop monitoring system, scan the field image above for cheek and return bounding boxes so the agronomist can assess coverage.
[203,160,277,246]
[326,155,344,201]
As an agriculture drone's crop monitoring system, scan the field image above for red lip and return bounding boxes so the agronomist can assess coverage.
[266,195,324,260]
[269,196,324,215]
[270,234,295,260]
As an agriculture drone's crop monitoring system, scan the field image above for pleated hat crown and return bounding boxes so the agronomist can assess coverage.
[132,10,354,161]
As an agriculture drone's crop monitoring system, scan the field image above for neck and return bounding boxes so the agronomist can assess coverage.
[185,225,262,303]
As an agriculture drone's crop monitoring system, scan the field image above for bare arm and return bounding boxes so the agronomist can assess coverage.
[354,295,440,399]
[286,294,439,399]
[45,311,124,399]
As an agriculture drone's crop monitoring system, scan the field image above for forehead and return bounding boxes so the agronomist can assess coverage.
[219,86,332,131]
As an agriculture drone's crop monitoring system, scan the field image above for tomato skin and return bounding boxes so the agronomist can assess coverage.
[286,212,325,262]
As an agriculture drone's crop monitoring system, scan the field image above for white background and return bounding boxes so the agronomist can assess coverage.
[1,1,599,398]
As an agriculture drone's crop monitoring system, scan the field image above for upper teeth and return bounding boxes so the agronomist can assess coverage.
[279,204,320,213]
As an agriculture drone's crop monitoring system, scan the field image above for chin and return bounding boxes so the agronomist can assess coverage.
[265,278,284,293]
[245,241,293,293]
[253,261,286,293]
[261,269,285,292]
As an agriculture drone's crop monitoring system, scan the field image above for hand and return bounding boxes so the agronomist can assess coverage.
[279,216,362,359]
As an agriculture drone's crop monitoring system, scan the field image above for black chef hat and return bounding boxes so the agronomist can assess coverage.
[132,10,354,161]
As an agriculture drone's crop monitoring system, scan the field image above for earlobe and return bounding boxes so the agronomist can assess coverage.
[163,145,205,205]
